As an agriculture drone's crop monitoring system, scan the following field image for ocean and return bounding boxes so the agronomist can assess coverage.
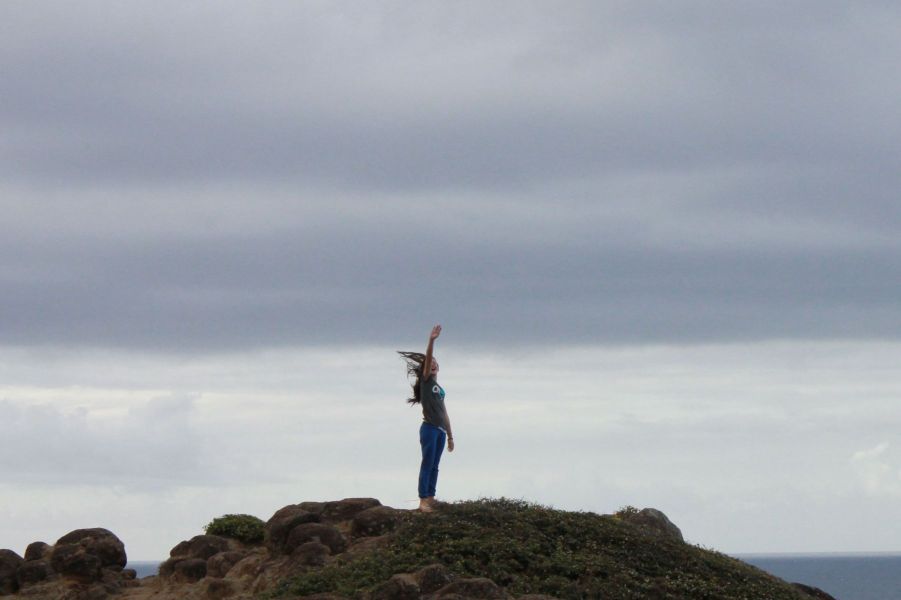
[735,553,901,600]
[126,555,901,599]
[127,561,160,579]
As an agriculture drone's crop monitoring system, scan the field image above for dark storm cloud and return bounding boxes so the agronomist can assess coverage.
[1,225,898,351]
[1,1,900,350]
[4,1,900,190]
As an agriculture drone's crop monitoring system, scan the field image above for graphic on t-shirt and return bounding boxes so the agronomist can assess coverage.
[432,384,445,400]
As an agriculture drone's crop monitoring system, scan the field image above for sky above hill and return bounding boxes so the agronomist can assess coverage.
[1,1,900,559]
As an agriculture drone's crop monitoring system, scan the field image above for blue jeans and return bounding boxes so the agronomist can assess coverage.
[419,422,446,498]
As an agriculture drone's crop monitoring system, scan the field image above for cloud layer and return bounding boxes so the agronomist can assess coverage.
[2,341,900,558]
[2,1,900,351]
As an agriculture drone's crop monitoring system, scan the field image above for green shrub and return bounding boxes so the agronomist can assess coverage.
[204,513,265,544]
[614,505,640,519]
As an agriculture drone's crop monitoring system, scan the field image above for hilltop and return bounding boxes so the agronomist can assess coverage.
[0,497,837,599]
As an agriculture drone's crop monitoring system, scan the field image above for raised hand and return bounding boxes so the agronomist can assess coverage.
[430,324,442,340]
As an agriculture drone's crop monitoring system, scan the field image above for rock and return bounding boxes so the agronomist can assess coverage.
[206,551,247,578]
[55,528,127,569]
[173,557,207,583]
[516,596,560,599]
[16,558,54,587]
[23,542,51,562]
[352,506,404,537]
[320,498,382,522]
[0,549,25,594]
[792,582,839,600]
[414,563,454,594]
[225,552,265,581]
[158,557,180,578]
[284,523,348,555]
[435,577,508,599]
[50,544,102,581]
[265,506,321,554]
[169,539,193,557]
[297,501,326,514]
[160,534,230,580]
[171,534,231,560]
[291,541,331,566]
[120,568,136,580]
[371,573,420,600]
[100,566,126,590]
[620,508,684,542]
[204,577,238,598]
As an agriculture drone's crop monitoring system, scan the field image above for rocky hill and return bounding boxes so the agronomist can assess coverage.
[0,497,837,599]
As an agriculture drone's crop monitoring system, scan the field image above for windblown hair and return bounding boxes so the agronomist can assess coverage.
[397,351,430,405]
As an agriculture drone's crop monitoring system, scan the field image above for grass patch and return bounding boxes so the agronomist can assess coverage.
[267,498,809,599]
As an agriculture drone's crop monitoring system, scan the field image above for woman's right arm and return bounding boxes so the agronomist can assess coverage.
[422,324,441,376]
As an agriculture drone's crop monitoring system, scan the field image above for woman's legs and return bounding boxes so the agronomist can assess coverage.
[426,430,445,497]
[418,423,446,507]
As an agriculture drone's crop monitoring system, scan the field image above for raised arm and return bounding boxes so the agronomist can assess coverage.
[422,324,441,378]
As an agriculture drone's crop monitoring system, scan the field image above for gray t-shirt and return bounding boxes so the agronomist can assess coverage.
[419,375,448,431]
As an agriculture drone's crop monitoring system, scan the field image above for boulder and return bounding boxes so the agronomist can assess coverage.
[100,565,127,589]
[170,534,231,561]
[620,508,684,542]
[435,577,508,599]
[291,541,331,566]
[23,542,51,562]
[320,498,382,523]
[173,557,207,583]
[50,544,104,581]
[284,523,348,555]
[371,573,420,600]
[55,528,128,568]
[206,551,247,578]
[16,558,54,587]
[297,501,326,514]
[414,564,454,594]
[0,549,24,594]
[352,506,404,537]
[169,539,193,558]
[160,534,232,580]
[265,506,321,553]
[158,557,179,578]
[223,552,265,581]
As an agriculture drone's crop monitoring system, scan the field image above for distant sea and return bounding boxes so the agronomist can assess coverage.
[128,555,901,599]
[127,561,160,579]
[735,553,901,600]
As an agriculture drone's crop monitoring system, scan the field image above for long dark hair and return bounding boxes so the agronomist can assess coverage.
[397,351,430,405]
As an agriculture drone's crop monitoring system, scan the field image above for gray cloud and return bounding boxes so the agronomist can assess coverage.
[1,1,900,351]
[0,394,209,489]
[0,224,898,350]
[4,2,901,190]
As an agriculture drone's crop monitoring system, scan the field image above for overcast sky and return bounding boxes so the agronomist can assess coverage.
[2,1,900,561]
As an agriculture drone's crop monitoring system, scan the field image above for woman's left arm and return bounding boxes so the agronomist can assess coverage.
[445,413,454,452]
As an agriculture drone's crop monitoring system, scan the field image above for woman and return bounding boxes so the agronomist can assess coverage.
[398,324,454,512]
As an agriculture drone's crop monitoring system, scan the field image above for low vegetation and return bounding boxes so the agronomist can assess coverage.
[204,513,265,544]
[269,498,810,599]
